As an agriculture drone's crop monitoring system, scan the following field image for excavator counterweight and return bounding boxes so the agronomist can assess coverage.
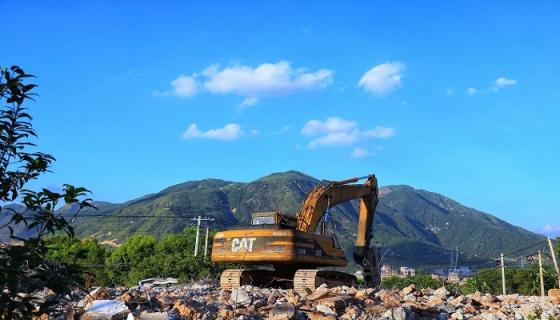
[211,174,381,293]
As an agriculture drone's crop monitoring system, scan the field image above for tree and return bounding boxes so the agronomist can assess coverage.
[0,66,93,319]
[106,227,225,286]
[45,236,111,287]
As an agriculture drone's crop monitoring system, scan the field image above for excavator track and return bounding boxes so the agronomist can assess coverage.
[293,269,357,295]
[220,269,246,289]
[220,269,290,289]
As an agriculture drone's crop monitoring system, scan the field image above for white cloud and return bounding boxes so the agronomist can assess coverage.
[309,131,359,148]
[491,77,517,92]
[301,117,357,136]
[467,87,477,96]
[358,62,405,96]
[446,88,454,95]
[170,75,199,97]
[350,147,368,158]
[494,77,517,88]
[181,123,242,140]
[161,61,333,104]
[239,97,259,107]
[301,117,394,148]
[204,61,333,96]
[363,126,395,138]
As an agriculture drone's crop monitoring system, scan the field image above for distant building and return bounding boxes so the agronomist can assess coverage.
[381,265,397,278]
[400,267,416,277]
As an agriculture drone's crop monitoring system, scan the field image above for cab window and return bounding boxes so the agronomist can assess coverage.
[252,216,275,225]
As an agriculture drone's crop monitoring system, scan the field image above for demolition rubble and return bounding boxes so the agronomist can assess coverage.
[46,281,560,320]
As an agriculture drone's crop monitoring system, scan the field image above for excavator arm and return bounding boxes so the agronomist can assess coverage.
[295,174,381,287]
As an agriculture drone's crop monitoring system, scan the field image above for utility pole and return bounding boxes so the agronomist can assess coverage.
[538,250,545,297]
[190,216,215,257]
[547,238,560,287]
[204,225,210,257]
[500,253,506,295]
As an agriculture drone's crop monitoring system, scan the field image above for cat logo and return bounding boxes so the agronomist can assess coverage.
[231,237,257,252]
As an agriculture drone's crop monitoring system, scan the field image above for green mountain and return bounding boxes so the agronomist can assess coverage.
[2,171,544,268]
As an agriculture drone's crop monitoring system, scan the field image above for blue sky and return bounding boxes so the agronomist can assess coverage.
[1,1,559,236]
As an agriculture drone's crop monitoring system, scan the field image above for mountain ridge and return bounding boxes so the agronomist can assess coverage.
[1,171,544,269]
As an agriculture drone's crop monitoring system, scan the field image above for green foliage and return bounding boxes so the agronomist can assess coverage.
[381,274,441,290]
[106,227,225,286]
[0,66,93,319]
[45,236,111,287]
[462,267,557,295]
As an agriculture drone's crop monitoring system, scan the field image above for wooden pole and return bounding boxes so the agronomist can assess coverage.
[204,225,209,257]
[501,253,506,295]
[547,238,560,287]
[194,216,201,257]
[538,250,545,297]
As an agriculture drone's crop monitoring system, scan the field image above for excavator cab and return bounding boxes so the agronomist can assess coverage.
[251,212,296,227]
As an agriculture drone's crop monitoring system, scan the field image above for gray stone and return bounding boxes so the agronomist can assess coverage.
[391,307,406,320]
[315,304,337,316]
[433,287,449,298]
[82,300,129,320]
[230,287,252,307]
[269,303,296,320]
[139,311,169,320]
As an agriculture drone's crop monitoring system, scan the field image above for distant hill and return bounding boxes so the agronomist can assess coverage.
[1,171,545,269]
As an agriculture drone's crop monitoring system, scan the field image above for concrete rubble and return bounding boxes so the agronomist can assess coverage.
[41,281,560,319]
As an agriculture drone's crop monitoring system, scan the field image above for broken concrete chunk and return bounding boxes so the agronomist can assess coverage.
[268,302,296,320]
[229,287,252,307]
[82,300,129,320]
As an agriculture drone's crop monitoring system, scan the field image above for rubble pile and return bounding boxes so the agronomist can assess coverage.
[45,282,560,320]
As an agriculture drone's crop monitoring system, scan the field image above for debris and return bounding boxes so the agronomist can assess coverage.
[138,277,178,288]
[268,303,296,320]
[82,300,129,320]
[229,287,252,307]
[43,281,560,319]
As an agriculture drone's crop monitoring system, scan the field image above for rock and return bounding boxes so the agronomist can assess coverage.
[449,295,465,306]
[364,305,386,314]
[230,287,252,307]
[90,287,111,301]
[550,288,560,304]
[433,287,449,298]
[139,311,169,320]
[218,308,235,319]
[402,284,416,296]
[315,295,352,315]
[379,290,401,308]
[82,300,129,320]
[451,310,464,319]
[285,290,300,305]
[307,312,336,320]
[315,304,337,316]
[172,301,198,318]
[403,294,416,302]
[355,288,375,300]
[427,296,445,307]
[391,307,407,320]
[305,286,329,301]
[268,303,296,320]
[268,290,281,305]
[437,304,456,314]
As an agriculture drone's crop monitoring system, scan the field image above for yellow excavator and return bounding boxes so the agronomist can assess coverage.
[211,174,380,293]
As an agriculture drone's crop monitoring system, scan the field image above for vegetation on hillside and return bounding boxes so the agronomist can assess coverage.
[45,227,226,287]
[66,174,544,268]
[0,66,93,319]
[381,274,442,290]
[461,267,557,296]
